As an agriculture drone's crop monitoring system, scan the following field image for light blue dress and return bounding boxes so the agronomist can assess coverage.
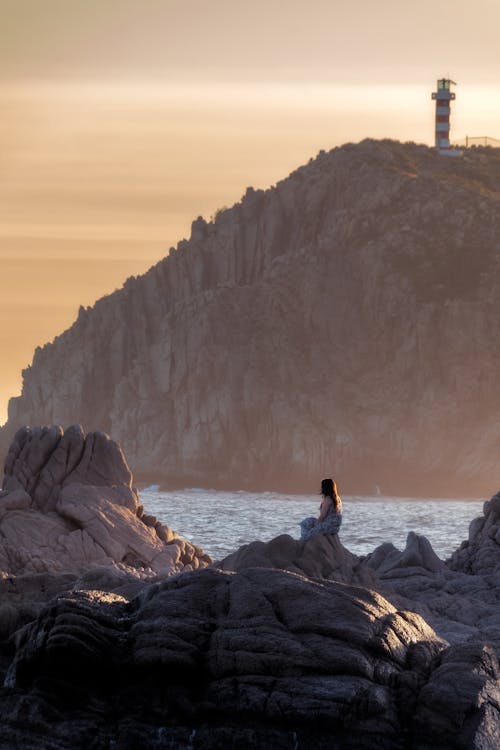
[300,500,342,541]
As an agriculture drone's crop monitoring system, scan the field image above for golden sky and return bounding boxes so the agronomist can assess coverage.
[1,0,500,424]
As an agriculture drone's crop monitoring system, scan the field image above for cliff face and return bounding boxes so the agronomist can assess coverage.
[3,139,500,495]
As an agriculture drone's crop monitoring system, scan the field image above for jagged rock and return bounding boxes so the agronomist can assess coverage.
[2,142,500,496]
[366,531,446,578]
[0,566,497,749]
[356,524,500,649]
[0,425,211,580]
[219,532,377,587]
[2,424,134,512]
[448,490,500,574]
[218,526,500,655]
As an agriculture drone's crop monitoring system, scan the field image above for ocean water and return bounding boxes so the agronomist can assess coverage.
[140,489,485,562]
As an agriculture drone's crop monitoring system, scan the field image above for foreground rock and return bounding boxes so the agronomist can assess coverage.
[0,424,211,580]
[219,519,500,651]
[2,566,499,750]
[1,425,500,747]
[1,495,499,748]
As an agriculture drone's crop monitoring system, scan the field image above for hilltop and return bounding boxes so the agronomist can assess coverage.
[2,139,500,495]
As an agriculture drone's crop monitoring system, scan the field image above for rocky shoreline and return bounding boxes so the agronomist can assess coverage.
[0,426,499,748]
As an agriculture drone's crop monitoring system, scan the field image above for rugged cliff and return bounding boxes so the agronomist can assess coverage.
[3,139,500,495]
[1,429,500,748]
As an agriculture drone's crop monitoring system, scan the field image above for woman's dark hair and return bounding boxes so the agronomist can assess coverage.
[321,477,341,512]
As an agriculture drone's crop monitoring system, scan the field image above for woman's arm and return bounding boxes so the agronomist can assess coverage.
[318,497,334,522]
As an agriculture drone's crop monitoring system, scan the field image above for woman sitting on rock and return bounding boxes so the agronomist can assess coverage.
[300,478,343,541]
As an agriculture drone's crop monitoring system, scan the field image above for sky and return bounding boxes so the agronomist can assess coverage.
[1,0,500,425]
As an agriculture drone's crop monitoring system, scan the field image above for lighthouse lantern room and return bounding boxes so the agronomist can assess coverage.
[431,78,459,155]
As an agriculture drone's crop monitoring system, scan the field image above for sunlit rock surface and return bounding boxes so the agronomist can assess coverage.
[2,141,500,495]
[0,425,211,579]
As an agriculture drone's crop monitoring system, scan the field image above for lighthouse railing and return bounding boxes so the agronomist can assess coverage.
[462,135,500,148]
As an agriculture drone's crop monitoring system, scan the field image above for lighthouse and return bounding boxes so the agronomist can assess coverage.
[431,78,461,155]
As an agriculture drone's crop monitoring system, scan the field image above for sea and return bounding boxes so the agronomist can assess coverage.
[140,488,485,562]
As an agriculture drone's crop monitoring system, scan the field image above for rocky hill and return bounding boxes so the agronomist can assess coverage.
[2,139,500,495]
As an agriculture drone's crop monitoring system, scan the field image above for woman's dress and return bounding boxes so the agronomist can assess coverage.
[300,507,342,541]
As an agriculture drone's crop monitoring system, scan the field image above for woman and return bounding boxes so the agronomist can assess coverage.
[300,478,343,541]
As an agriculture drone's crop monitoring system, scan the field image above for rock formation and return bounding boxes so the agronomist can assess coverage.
[0,427,499,747]
[448,490,500,574]
[2,140,500,496]
[0,565,498,749]
[218,508,500,652]
[0,424,211,579]
[218,531,377,588]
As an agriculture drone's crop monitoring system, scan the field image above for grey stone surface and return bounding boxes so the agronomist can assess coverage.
[0,566,497,749]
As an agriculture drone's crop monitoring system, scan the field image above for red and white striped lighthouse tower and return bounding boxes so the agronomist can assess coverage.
[431,78,458,154]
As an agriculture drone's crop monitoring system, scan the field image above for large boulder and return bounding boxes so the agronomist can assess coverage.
[0,566,498,749]
[0,425,211,579]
